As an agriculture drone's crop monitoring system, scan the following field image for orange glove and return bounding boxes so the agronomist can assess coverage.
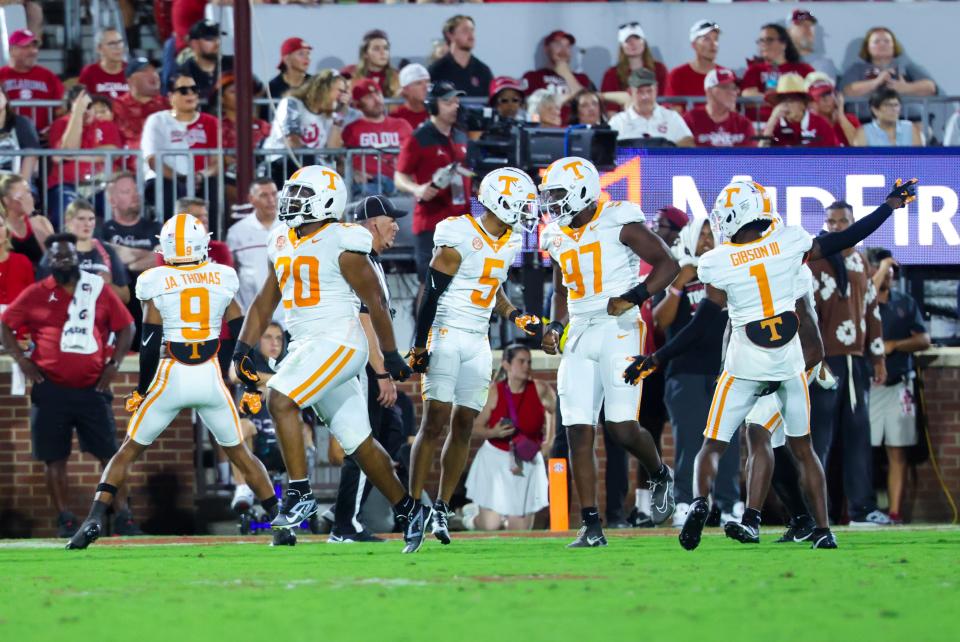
[125,391,145,413]
[509,310,542,336]
[407,348,429,374]
[239,389,263,415]
[623,354,659,386]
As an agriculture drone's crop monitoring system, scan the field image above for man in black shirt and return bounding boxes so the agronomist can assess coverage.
[427,15,493,98]
[177,20,231,100]
[268,37,312,100]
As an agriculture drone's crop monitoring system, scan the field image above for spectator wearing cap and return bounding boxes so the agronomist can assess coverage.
[328,195,406,542]
[568,89,608,127]
[759,73,838,148]
[665,21,721,104]
[806,72,861,147]
[601,22,667,110]
[176,20,231,100]
[854,88,924,147]
[0,29,64,133]
[428,15,493,98]
[268,37,312,100]
[787,9,839,80]
[392,64,430,130]
[526,90,562,128]
[395,81,471,283]
[489,76,526,121]
[342,79,413,198]
[608,68,693,147]
[840,27,936,99]
[741,24,815,121]
[522,30,594,121]
[683,69,755,148]
[112,58,169,151]
[226,177,281,313]
[78,28,129,100]
[342,30,400,98]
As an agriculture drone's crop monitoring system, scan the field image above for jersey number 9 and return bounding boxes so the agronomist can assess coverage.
[276,256,321,309]
[180,287,210,340]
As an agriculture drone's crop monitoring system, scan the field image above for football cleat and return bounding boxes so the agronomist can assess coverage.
[849,510,893,527]
[724,521,760,544]
[271,528,297,547]
[430,501,451,545]
[679,498,710,551]
[328,529,385,543]
[231,484,255,514]
[567,521,608,548]
[810,530,838,549]
[112,509,143,536]
[776,515,816,543]
[271,489,318,530]
[401,504,431,554]
[648,466,676,525]
[57,511,79,538]
[627,507,654,528]
[65,519,102,550]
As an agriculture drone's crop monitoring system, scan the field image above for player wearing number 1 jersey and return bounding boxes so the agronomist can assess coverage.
[67,214,279,549]
[538,156,680,548]
[233,165,420,549]
[404,167,543,553]
[625,178,918,551]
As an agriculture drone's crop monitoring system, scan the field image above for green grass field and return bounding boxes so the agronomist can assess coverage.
[2,528,958,642]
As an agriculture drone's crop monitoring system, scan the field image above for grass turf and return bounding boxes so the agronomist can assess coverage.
[1,528,958,642]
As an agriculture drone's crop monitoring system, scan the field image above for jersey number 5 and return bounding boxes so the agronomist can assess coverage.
[471,257,505,307]
[559,242,602,300]
[276,256,321,309]
[180,287,210,340]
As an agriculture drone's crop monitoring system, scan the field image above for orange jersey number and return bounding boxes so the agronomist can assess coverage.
[559,241,603,300]
[180,287,211,340]
[276,256,321,309]
[471,257,505,308]
[748,263,775,317]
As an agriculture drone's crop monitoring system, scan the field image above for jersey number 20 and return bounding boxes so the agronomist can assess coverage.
[276,256,321,309]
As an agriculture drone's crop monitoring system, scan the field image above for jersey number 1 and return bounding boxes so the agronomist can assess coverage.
[276,256,321,309]
[748,263,775,317]
[560,242,602,300]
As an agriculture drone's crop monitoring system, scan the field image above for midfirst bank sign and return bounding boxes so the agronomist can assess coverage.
[601,149,960,265]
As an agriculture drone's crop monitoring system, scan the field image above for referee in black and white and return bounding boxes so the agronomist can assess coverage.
[328,195,406,542]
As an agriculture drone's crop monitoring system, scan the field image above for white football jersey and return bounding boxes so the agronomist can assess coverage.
[266,222,373,342]
[433,214,523,334]
[540,200,645,323]
[136,262,239,342]
[698,222,813,381]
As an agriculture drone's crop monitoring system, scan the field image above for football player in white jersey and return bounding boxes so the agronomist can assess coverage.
[232,165,421,548]
[626,178,918,550]
[67,214,279,549]
[404,167,543,553]
[537,156,680,548]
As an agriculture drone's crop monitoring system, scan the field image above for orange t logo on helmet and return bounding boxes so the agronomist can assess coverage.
[723,186,741,208]
[562,160,585,180]
[320,170,338,190]
[497,174,519,196]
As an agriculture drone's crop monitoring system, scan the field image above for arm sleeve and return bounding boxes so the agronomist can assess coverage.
[656,298,723,363]
[137,323,162,395]
[414,268,454,348]
[815,203,894,258]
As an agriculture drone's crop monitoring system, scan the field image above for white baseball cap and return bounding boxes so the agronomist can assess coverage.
[399,63,430,88]
[704,67,737,91]
[689,20,720,43]
[618,22,646,45]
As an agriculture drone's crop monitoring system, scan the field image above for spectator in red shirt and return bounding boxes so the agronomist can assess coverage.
[523,30,593,119]
[0,173,52,264]
[171,0,206,52]
[47,88,123,228]
[343,79,413,198]
[665,21,721,105]
[392,63,430,130]
[1,232,135,538]
[112,58,169,151]
[490,76,526,121]
[805,73,861,147]
[759,73,838,148]
[741,24,814,121]
[395,81,470,283]
[568,89,608,127]
[268,37,312,100]
[0,211,34,305]
[78,28,129,100]
[600,22,667,112]
[0,29,64,134]
[684,68,756,148]
[341,29,400,98]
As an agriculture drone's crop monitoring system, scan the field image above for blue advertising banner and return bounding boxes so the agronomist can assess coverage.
[599,148,960,266]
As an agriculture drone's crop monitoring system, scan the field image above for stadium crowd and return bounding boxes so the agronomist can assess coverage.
[0,2,946,538]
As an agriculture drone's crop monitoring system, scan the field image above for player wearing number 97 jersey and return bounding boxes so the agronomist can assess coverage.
[67,213,280,550]
[537,156,680,549]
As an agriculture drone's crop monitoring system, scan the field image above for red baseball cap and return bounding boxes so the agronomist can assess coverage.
[790,9,817,24]
[278,37,311,69]
[658,206,689,230]
[704,67,738,91]
[488,76,526,103]
[9,29,38,48]
[351,77,382,103]
[808,79,835,100]
[544,30,575,46]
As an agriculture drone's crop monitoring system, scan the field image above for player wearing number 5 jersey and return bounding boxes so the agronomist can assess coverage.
[233,165,421,548]
[537,156,680,548]
[404,167,543,553]
[67,214,279,549]
[626,178,918,551]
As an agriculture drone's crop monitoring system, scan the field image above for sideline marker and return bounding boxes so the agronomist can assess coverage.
[548,458,569,531]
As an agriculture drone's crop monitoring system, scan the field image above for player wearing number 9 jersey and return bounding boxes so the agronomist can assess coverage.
[233,165,421,549]
[625,178,918,551]
[404,167,542,553]
[537,156,680,549]
[67,214,280,550]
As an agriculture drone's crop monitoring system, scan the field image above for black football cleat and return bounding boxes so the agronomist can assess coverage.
[430,501,451,545]
[567,521,607,548]
[401,504,430,554]
[627,507,654,528]
[65,519,102,550]
[648,466,676,525]
[810,530,838,549]
[679,499,710,551]
[724,521,760,544]
[271,528,297,546]
[327,529,385,543]
[271,489,318,530]
[776,514,816,543]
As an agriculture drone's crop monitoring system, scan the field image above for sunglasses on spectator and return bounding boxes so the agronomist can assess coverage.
[173,85,199,95]
[756,37,782,45]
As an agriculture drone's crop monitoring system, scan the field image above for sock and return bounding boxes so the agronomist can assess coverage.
[217,462,230,484]
[289,479,311,496]
[261,495,279,519]
[582,507,600,526]
[88,500,110,522]
[393,494,416,518]
[635,488,652,514]
[742,508,761,528]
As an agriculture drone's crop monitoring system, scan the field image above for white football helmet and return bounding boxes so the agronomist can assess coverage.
[158,213,210,264]
[538,156,601,227]
[278,165,348,228]
[478,167,539,232]
[709,180,777,241]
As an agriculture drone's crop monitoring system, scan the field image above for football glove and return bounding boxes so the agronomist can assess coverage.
[406,347,429,374]
[886,178,918,207]
[124,391,145,413]
[623,354,659,386]
[239,388,263,415]
[232,341,260,388]
[509,309,542,336]
[385,349,413,381]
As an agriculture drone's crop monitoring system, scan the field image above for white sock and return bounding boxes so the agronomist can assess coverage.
[217,462,230,484]
[636,488,652,514]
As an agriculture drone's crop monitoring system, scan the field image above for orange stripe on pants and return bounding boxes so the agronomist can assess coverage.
[707,373,735,440]
[704,372,728,436]
[214,363,243,443]
[288,345,346,402]
[128,359,174,439]
[801,372,811,435]
[294,348,356,407]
